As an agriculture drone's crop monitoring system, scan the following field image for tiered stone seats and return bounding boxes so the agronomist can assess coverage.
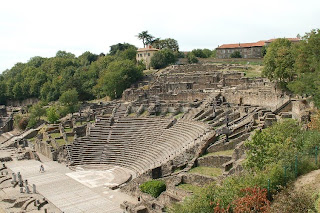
[69,117,209,176]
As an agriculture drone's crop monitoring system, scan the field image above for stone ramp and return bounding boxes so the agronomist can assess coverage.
[6,160,124,213]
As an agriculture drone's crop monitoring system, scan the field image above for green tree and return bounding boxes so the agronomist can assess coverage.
[137,31,154,47]
[287,29,320,106]
[95,60,143,99]
[109,43,137,55]
[187,52,199,64]
[150,49,177,69]
[191,49,206,58]
[0,80,6,104]
[245,119,303,171]
[262,38,295,86]
[152,38,179,51]
[78,51,98,66]
[56,50,75,58]
[59,89,79,113]
[230,51,242,58]
[47,106,60,123]
[29,102,46,121]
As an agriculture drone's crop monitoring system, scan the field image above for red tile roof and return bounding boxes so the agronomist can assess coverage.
[265,38,300,43]
[217,40,266,49]
[217,38,300,49]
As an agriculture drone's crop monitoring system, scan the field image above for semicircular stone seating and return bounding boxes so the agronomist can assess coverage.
[70,116,210,177]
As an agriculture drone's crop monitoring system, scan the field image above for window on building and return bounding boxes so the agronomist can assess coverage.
[148,53,150,56]
[140,54,142,57]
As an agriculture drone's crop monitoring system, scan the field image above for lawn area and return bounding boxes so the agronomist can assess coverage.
[64,127,73,133]
[177,184,204,194]
[28,137,36,144]
[165,112,174,117]
[140,110,148,117]
[128,113,136,117]
[75,121,87,126]
[204,149,234,157]
[188,167,222,177]
[50,132,61,139]
[67,136,74,142]
[174,112,184,119]
[143,69,157,76]
[55,138,66,147]
[244,67,262,78]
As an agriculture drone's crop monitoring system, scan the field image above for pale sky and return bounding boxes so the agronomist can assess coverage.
[0,0,319,73]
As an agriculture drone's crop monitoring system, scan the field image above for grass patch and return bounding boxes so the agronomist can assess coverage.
[204,149,234,157]
[128,113,136,117]
[67,135,74,143]
[174,112,184,119]
[140,110,148,117]
[75,121,87,126]
[177,184,203,194]
[165,112,174,117]
[188,166,222,177]
[143,69,157,76]
[55,138,66,146]
[50,132,61,139]
[244,69,262,78]
[64,127,73,133]
[28,137,36,144]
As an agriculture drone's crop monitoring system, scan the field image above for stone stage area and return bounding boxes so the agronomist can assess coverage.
[5,157,137,213]
[69,164,133,188]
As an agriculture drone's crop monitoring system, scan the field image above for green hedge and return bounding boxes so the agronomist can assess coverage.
[140,180,166,198]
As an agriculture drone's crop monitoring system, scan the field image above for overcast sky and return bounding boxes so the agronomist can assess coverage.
[1,0,319,73]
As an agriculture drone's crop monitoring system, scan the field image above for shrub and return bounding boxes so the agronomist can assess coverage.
[47,106,60,123]
[27,116,37,129]
[187,53,199,64]
[140,180,166,198]
[230,51,242,58]
[191,49,214,58]
[18,117,29,130]
[232,187,270,213]
[150,49,177,69]
[191,49,207,58]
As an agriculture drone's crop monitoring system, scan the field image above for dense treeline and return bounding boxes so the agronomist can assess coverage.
[263,29,320,106]
[0,43,144,105]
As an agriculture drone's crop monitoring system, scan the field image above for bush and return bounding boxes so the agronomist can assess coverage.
[18,117,29,130]
[232,187,270,213]
[59,89,79,113]
[14,114,29,130]
[47,106,60,123]
[187,53,199,64]
[27,116,37,129]
[150,49,177,69]
[140,180,166,198]
[230,51,242,58]
[191,49,214,58]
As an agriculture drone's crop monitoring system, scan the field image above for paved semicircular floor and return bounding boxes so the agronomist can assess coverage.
[68,165,133,188]
[6,159,137,213]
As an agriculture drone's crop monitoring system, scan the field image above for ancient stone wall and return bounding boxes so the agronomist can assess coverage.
[6,98,39,107]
